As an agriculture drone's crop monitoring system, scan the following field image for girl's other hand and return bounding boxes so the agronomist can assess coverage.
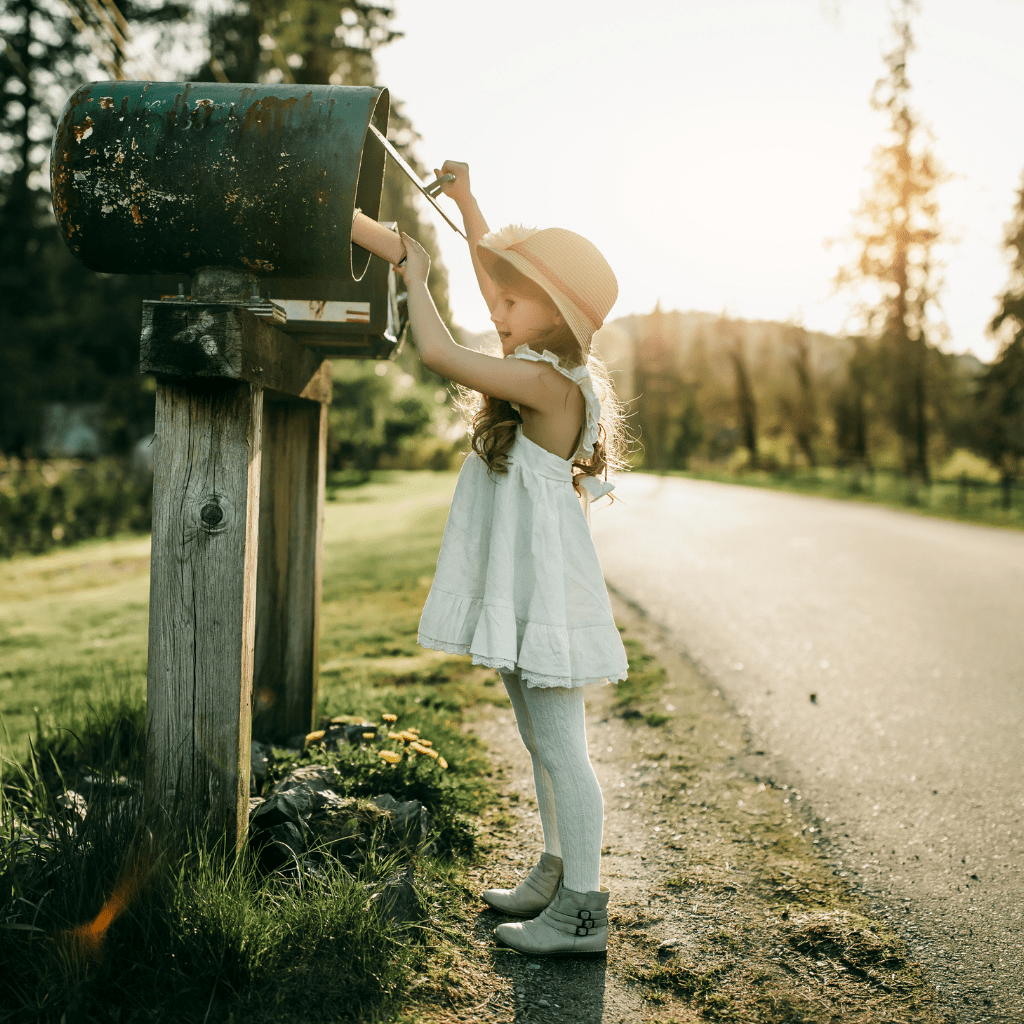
[433,160,472,206]
[396,232,430,286]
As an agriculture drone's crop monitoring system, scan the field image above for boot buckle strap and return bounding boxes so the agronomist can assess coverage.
[579,910,591,920]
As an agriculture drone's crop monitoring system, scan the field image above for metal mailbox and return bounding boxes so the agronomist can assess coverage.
[52,80,389,283]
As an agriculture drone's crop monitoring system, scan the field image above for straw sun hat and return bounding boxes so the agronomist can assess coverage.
[477,225,618,351]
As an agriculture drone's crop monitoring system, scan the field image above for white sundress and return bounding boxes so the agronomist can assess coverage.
[417,345,629,689]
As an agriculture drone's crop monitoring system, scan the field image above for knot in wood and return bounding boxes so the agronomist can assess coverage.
[200,502,224,527]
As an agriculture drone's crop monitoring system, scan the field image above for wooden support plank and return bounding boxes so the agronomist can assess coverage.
[253,396,328,742]
[146,379,262,849]
[141,302,332,402]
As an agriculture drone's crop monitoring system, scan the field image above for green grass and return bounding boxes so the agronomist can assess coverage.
[666,463,1024,530]
[0,469,507,1023]
[613,636,671,727]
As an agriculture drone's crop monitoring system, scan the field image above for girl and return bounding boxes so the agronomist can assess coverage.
[396,160,628,959]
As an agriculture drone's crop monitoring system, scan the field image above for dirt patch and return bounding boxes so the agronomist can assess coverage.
[403,593,947,1024]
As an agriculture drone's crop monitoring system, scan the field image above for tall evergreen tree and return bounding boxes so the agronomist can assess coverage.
[832,336,874,467]
[778,325,819,468]
[835,0,944,481]
[721,317,759,468]
[0,0,188,456]
[978,171,1024,496]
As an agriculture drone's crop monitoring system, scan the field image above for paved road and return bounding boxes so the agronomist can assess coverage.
[591,474,1024,1022]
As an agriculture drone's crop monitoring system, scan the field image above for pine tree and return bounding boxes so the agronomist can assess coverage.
[778,325,819,468]
[0,0,187,455]
[720,317,759,469]
[835,0,944,481]
[978,171,1024,499]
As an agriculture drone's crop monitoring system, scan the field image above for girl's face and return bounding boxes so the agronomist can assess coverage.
[491,287,564,357]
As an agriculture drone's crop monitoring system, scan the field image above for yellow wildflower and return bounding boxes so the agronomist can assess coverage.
[416,738,433,747]
[382,713,398,723]
[379,750,401,764]
[438,756,448,769]
[409,742,430,755]
[361,731,375,739]
[304,729,325,746]
[388,731,403,741]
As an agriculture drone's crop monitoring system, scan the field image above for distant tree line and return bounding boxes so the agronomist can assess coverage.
[601,308,984,478]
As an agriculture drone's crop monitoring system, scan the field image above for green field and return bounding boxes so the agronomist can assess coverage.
[0,471,469,766]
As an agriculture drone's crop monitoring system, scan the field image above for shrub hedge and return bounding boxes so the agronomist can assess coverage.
[0,457,152,558]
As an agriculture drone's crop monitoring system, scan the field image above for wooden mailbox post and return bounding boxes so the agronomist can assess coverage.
[141,271,335,844]
[52,81,405,847]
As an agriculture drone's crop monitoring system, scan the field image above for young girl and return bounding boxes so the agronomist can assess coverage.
[396,160,628,959]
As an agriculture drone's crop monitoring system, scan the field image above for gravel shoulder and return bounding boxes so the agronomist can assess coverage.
[403,592,947,1024]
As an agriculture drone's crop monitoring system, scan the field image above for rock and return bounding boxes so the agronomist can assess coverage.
[368,864,420,925]
[317,721,379,748]
[57,790,88,821]
[267,765,342,815]
[249,792,308,871]
[249,765,354,872]
[371,792,431,848]
[344,722,378,744]
[250,741,271,790]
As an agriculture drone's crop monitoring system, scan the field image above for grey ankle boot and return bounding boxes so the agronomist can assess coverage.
[481,852,562,917]
[494,883,609,958]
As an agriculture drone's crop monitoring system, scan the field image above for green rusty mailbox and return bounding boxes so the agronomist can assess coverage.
[51,81,411,847]
[52,80,404,355]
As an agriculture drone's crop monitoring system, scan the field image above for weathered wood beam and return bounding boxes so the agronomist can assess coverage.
[141,302,332,403]
[146,379,262,849]
[253,396,327,743]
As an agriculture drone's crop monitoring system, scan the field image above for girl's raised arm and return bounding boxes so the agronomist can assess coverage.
[398,233,566,412]
[432,160,498,313]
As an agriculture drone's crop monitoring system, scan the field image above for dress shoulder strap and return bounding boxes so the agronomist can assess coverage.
[510,345,602,459]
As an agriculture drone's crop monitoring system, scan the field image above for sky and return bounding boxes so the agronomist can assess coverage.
[373,0,1024,361]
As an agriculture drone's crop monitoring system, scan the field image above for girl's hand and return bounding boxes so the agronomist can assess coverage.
[433,160,472,207]
[396,232,430,286]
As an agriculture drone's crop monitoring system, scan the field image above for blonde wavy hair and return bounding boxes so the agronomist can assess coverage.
[460,261,627,490]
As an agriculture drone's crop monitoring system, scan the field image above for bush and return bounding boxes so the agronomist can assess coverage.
[0,457,152,558]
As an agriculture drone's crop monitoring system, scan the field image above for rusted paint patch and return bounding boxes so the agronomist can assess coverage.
[131,204,143,226]
[240,94,301,142]
[99,96,114,109]
[73,116,94,143]
[240,257,275,272]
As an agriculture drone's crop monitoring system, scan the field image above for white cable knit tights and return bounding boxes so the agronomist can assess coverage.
[500,671,603,893]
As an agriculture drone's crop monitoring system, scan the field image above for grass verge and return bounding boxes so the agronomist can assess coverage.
[667,463,1024,531]
[0,469,510,1023]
